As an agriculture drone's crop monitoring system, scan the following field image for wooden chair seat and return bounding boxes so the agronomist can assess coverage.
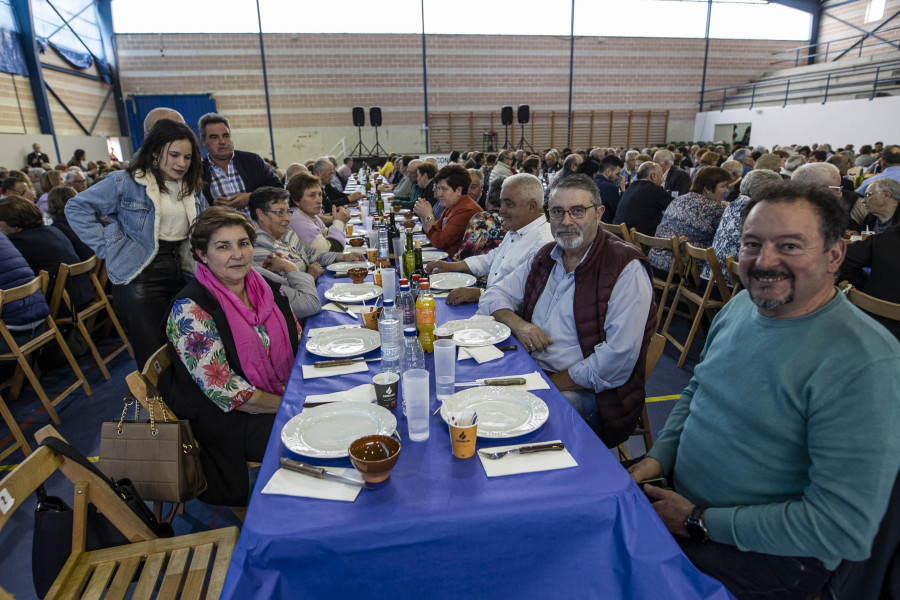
[0,425,237,600]
[660,242,731,368]
[49,257,134,380]
[0,272,91,423]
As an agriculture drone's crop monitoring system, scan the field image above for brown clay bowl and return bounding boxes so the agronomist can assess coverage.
[348,237,365,247]
[392,204,402,213]
[402,221,416,231]
[347,267,368,284]
[403,211,415,221]
[349,435,401,483]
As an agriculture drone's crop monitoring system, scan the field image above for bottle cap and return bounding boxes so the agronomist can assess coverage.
[383,299,394,307]
[404,327,417,336]
[412,274,421,282]
[420,281,430,290]
[415,240,421,248]
[399,278,408,285]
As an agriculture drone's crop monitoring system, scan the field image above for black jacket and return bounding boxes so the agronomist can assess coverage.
[322,183,351,213]
[7,226,92,309]
[838,224,900,340]
[52,218,95,262]
[201,150,281,204]
[613,180,674,236]
[165,277,299,507]
[664,167,691,197]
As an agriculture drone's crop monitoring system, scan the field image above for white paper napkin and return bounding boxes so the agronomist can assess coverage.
[477,440,577,477]
[458,346,504,364]
[470,370,551,391]
[305,383,376,405]
[302,361,369,379]
[307,324,363,337]
[323,302,371,315]
[431,291,450,298]
[262,467,363,501]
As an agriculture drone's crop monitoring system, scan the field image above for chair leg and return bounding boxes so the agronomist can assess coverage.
[77,319,111,380]
[677,306,707,368]
[52,324,92,397]
[104,301,135,360]
[16,355,61,424]
[0,392,32,460]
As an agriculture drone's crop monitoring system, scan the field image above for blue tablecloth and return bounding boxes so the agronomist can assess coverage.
[221,270,734,599]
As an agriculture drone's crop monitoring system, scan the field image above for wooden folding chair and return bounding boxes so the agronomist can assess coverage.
[660,243,731,368]
[0,425,238,599]
[840,283,900,322]
[631,231,685,328]
[726,256,743,300]
[0,388,31,461]
[49,257,134,380]
[0,272,91,424]
[618,333,665,461]
[599,221,634,245]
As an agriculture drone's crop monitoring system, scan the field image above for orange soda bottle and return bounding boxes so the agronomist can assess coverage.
[416,280,436,353]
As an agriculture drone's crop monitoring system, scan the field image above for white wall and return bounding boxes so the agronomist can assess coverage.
[693,96,900,149]
[0,134,130,170]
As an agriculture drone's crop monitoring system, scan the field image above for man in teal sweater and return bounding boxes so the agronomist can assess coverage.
[628,182,900,599]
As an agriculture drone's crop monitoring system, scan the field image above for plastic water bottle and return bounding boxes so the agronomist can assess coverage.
[379,299,402,374]
[378,223,390,261]
[400,327,425,415]
[396,279,416,329]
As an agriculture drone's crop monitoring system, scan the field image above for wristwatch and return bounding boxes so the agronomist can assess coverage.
[424,215,434,223]
[684,506,709,543]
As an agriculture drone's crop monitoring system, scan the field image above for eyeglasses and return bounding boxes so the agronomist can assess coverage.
[865,190,883,198]
[824,185,843,192]
[547,205,597,221]
[266,208,294,217]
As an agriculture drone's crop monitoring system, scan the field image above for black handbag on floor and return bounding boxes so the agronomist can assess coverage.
[31,436,173,598]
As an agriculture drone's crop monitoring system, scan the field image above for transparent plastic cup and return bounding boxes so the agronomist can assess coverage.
[403,369,430,442]
[434,339,456,401]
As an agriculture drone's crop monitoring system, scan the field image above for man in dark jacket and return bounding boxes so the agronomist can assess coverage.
[199,112,281,216]
[654,149,691,198]
[593,155,624,223]
[613,162,672,235]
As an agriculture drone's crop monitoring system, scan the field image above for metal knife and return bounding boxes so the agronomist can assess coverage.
[280,457,372,489]
[478,442,566,460]
[313,357,382,368]
[455,377,527,387]
[331,301,355,315]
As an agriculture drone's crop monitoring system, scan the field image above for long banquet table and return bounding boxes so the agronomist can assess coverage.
[221,252,733,599]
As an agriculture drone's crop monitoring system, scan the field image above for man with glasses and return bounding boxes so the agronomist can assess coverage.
[791,162,848,219]
[856,144,900,195]
[478,174,656,447]
[858,178,900,233]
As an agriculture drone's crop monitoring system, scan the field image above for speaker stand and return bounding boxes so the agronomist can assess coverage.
[349,126,370,158]
[502,125,511,149]
[370,125,387,157]
[514,131,534,153]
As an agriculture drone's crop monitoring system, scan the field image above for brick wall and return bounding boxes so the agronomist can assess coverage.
[114,32,793,158]
[816,0,900,61]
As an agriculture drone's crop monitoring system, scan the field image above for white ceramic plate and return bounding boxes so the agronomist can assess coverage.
[440,318,511,347]
[421,250,448,262]
[326,261,375,273]
[282,403,397,458]
[305,328,381,358]
[324,283,383,303]
[429,273,476,291]
[440,388,548,438]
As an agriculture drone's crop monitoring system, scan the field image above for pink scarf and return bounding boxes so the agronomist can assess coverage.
[195,263,294,395]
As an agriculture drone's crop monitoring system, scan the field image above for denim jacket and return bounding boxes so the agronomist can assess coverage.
[65,170,207,285]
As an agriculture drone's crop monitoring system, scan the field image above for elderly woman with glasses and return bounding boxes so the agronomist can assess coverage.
[286,171,351,252]
[248,186,364,318]
[166,207,301,507]
[414,164,482,257]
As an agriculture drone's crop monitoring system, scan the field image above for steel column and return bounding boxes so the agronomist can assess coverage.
[255,0,276,162]
[566,0,575,148]
[421,0,430,153]
[698,0,713,112]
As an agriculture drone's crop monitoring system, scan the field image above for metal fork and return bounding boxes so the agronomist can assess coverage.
[478,442,566,460]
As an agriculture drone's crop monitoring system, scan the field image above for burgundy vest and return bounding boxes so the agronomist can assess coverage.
[522,228,658,447]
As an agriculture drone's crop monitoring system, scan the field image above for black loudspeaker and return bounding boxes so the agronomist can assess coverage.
[369,107,382,128]
[501,106,513,126]
[517,105,530,124]
[352,107,365,127]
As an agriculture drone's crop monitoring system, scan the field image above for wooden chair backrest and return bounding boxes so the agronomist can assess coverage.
[0,271,47,307]
[683,242,731,300]
[126,345,179,421]
[726,256,743,299]
[644,333,666,383]
[846,287,900,321]
[48,256,100,318]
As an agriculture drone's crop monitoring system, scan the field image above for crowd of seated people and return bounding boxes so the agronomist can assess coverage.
[7,112,900,599]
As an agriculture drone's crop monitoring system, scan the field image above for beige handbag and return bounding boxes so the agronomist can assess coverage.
[99,393,207,504]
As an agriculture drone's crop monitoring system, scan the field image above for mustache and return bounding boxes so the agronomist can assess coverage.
[556,226,580,234]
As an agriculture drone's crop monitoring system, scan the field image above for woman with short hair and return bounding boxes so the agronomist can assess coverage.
[286,172,350,252]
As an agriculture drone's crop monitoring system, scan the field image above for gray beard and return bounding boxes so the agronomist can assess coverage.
[554,228,583,250]
[748,290,793,311]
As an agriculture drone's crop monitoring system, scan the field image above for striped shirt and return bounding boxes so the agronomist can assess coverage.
[208,154,250,216]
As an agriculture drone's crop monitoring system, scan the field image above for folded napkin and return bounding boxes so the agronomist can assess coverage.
[323,302,371,315]
[307,324,363,337]
[458,345,504,364]
[305,383,376,405]
[431,291,450,299]
[302,361,369,379]
[262,466,363,502]
[478,440,577,478]
[470,370,550,391]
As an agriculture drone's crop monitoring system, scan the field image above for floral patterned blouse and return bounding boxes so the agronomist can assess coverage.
[649,192,727,273]
[702,194,750,283]
[166,296,300,412]
[453,211,506,260]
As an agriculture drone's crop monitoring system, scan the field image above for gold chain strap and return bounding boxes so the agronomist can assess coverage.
[116,396,134,436]
[147,395,158,437]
